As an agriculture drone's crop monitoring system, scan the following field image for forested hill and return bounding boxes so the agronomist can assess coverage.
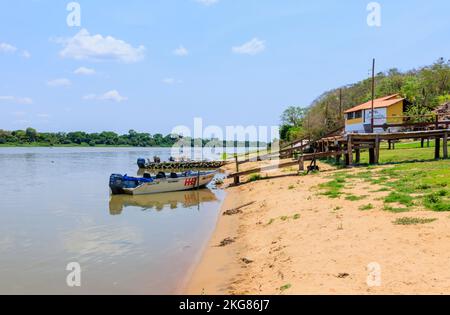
[280,58,450,142]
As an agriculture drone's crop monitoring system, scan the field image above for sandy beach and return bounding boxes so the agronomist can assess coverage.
[186,161,450,295]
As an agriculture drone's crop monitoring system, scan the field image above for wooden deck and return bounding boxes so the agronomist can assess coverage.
[228,128,450,185]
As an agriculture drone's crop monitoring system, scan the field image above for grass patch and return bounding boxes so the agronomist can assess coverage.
[248,174,263,182]
[423,190,450,212]
[280,284,292,292]
[383,205,411,213]
[319,176,346,199]
[288,185,295,190]
[359,204,374,211]
[345,194,367,202]
[393,217,438,226]
[384,192,414,207]
[293,214,301,220]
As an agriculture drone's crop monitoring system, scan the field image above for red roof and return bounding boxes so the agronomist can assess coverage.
[344,94,405,114]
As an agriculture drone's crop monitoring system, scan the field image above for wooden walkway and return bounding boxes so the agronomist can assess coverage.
[229,128,450,184]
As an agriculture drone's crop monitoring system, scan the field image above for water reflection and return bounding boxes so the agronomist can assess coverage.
[109,189,218,215]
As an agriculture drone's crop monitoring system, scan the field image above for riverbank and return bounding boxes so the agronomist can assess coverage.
[186,156,450,295]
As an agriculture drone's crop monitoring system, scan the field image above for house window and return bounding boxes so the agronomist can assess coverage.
[347,112,354,120]
[354,111,362,119]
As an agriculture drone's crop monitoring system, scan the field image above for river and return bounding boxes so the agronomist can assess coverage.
[0,147,237,294]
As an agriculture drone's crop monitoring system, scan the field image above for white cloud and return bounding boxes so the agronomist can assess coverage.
[58,29,145,63]
[0,42,17,53]
[37,113,50,119]
[232,38,266,55]
[83,90,127,102]
[162,78,183,85]
[173,45,189,57]
[21,50,31,59]
[47,78,72,87]
[74,66,96,75]
[195,0,219,6]
[0,96,33,105]
[162,78,176,85]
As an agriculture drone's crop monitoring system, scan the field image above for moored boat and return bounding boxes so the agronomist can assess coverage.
[137,158,226,170]
[109,171,216,195]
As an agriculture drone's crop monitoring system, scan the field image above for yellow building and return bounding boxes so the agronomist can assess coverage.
[344,94,408,134]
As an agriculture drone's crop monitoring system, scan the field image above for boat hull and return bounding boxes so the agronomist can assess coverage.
[110,172,216,196]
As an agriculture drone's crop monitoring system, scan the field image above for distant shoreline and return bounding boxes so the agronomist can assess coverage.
[0,144,174,148]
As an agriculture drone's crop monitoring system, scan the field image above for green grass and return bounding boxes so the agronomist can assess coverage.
[384,192,415,207]
[383,205,411,213]
[359,145,450,165]
[319,146,450,212]
[359,204,374,211]
[319,176,346,198]
[249,174,263,182]
[393,217,438,225]
[345,194,367,201]
[423,190,450,212]
[280,284,292,292]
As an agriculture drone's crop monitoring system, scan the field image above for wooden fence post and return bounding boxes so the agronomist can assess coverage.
[374,135,380,164]
[347,136,353,166]
[299,156,305,172]
[355,148,361,164]
[435,137,441,160]
[234,155,240,185]
[444,133,448,159]
[369,146,375,164]
[336,143,342,165]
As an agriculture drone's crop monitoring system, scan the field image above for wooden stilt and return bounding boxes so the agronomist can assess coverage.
[444,133,448,159]
[421,138,424,148]
[369,147,375,164]
[435,137,441,160]
[347,136,353,166]
[374,136,380,164]
[336,143,342,165]
[298,156,305,172]
[234,156,240,184]
[355,149,361,164]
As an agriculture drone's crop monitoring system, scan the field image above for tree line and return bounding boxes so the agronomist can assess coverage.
[0,128,263,148]
[280,58,450,142]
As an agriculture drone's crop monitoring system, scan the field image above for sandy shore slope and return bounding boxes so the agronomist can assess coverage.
[186,161,450,295]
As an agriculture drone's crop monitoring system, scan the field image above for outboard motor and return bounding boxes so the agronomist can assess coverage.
[109,174,125,195]
[137,158,146,168]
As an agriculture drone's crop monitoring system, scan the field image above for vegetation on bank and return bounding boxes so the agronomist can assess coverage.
[319,147,450,212]
[280,58,450,142]
[0,128,263,148]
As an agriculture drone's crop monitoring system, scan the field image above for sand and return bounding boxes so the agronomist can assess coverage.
[185,161,450,295]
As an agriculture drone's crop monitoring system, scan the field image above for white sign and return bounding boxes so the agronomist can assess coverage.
[364,108,387,126]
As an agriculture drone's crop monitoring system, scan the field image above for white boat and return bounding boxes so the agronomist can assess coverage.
[109,171,216,195]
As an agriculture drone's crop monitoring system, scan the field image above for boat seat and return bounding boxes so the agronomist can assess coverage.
[156,172,166,179]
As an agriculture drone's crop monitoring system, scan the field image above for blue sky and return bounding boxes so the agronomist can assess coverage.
[1,0,450,135]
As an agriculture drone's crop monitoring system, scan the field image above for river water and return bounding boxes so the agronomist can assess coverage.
[0,147,236,294]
